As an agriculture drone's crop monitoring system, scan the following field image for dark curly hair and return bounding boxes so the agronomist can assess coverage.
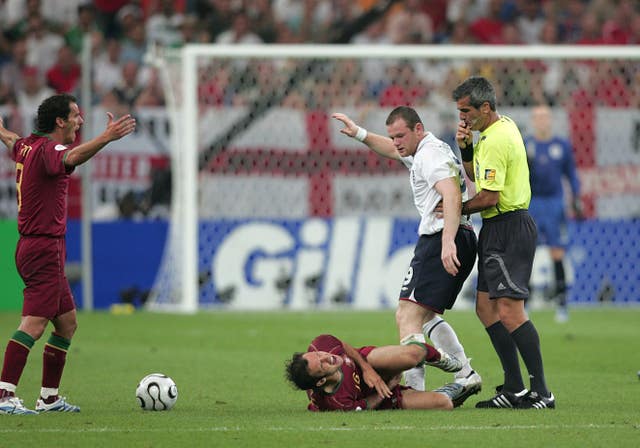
[36,93,77,133]
[285,352,320,390]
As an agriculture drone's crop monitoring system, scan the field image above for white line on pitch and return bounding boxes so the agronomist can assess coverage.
[0,423,634,434]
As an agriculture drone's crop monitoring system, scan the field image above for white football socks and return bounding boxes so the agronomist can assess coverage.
[400,333,426,391]
[423,316,473,378]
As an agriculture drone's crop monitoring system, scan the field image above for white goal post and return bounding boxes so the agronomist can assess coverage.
[146,44,640,313]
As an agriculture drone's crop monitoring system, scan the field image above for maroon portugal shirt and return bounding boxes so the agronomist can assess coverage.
[11,132,75,237]
[306,334,373,412]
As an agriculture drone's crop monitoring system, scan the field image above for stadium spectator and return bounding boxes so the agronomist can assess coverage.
[215,11,263,45]
[134,68,165,108]
[272,0,306,41]
[145,0,185,47]
[0,93,135,414]
[216,11,263,74]
[246,0,279,43]
[24,13,64,74]
[602,0,636,44]
[175,14,204,45]
[420,0,449,42]
[468,0,505,44]
[536,18,571,106]
[379,63,427,108]
[525,104,582,322]
[120,20,148,65]
[304,0,362,42]
[285,333,470,411]
[64,3,101,55]
[575,11,605,45]
[3,0,48,39]
[386,0,434,44]
[555,0,588,42]
[93,38,124,100]
[0,36,30,95]
[93,0,130,39]
[196,0,234,42]
[332,107,481,398]
[516,1,545,44]
[350,18,391,98]
[45,45,81,94]
[16,65,54,113]
[113,60,145,108]
[452,76,554,409]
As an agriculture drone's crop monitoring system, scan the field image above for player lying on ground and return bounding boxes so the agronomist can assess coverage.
[285,334,475,411]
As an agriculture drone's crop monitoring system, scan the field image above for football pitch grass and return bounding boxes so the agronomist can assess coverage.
[0,307,638,447]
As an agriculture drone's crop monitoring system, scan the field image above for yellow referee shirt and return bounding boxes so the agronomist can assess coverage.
[474,115,531,219]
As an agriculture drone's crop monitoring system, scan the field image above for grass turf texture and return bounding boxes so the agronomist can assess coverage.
[0,308,638,447]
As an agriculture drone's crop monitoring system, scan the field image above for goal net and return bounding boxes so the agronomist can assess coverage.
[145,44,640,312]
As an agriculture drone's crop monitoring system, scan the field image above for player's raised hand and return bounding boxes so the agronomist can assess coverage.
[104,112,137,142]
[456,120,473,149]
[331,112,359,138]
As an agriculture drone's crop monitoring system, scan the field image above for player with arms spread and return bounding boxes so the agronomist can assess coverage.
[452,76,554,409]
[285,334,472,411]
[332,107,481,401]
[0,93,136,415]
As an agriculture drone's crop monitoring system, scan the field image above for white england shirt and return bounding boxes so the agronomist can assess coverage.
[400,133,472,235]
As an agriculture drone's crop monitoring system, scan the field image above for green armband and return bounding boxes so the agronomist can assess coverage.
[460,144,474,162]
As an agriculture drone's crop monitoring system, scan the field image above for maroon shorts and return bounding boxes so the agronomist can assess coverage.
[15,236,75,319]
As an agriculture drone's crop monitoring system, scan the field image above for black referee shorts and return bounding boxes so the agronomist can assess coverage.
[399,226,477,314]
[477,210,537,300]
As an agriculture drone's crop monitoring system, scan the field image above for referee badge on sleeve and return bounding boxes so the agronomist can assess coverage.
[484,169,496,181]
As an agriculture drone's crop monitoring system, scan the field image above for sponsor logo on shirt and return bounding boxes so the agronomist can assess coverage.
[55,144,67,151]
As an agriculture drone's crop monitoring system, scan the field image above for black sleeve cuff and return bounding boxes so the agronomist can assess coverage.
[460,144,474,162]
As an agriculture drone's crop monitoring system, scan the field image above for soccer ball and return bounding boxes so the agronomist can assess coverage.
[135,373,178,411]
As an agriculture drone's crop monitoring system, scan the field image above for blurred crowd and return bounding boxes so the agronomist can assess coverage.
[0,0,639,120]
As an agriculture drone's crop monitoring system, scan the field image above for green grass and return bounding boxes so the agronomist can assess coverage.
[0,308,638,447]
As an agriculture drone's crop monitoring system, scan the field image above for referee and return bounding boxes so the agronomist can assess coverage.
[452,76,554,409]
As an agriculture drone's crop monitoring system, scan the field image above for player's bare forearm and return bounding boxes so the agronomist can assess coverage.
[461,189,499,215]
[436,178,462,275]
[343,342,391,398]
[362,132,401,160]
[0,117,20,152]
[65,113,136,167]
[436,178,462,242]
[332,112,400,160]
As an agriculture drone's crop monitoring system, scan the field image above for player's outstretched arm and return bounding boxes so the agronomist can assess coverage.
[0,116,20,152]
[65,113,136,167]
[332,112,400,160]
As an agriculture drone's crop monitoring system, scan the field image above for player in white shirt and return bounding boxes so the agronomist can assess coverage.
[333,107,481,403]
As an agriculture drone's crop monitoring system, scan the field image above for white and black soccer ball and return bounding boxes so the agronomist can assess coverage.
[135,373,178,411]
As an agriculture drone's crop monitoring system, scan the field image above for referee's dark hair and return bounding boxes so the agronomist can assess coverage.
[452,76,497,111]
